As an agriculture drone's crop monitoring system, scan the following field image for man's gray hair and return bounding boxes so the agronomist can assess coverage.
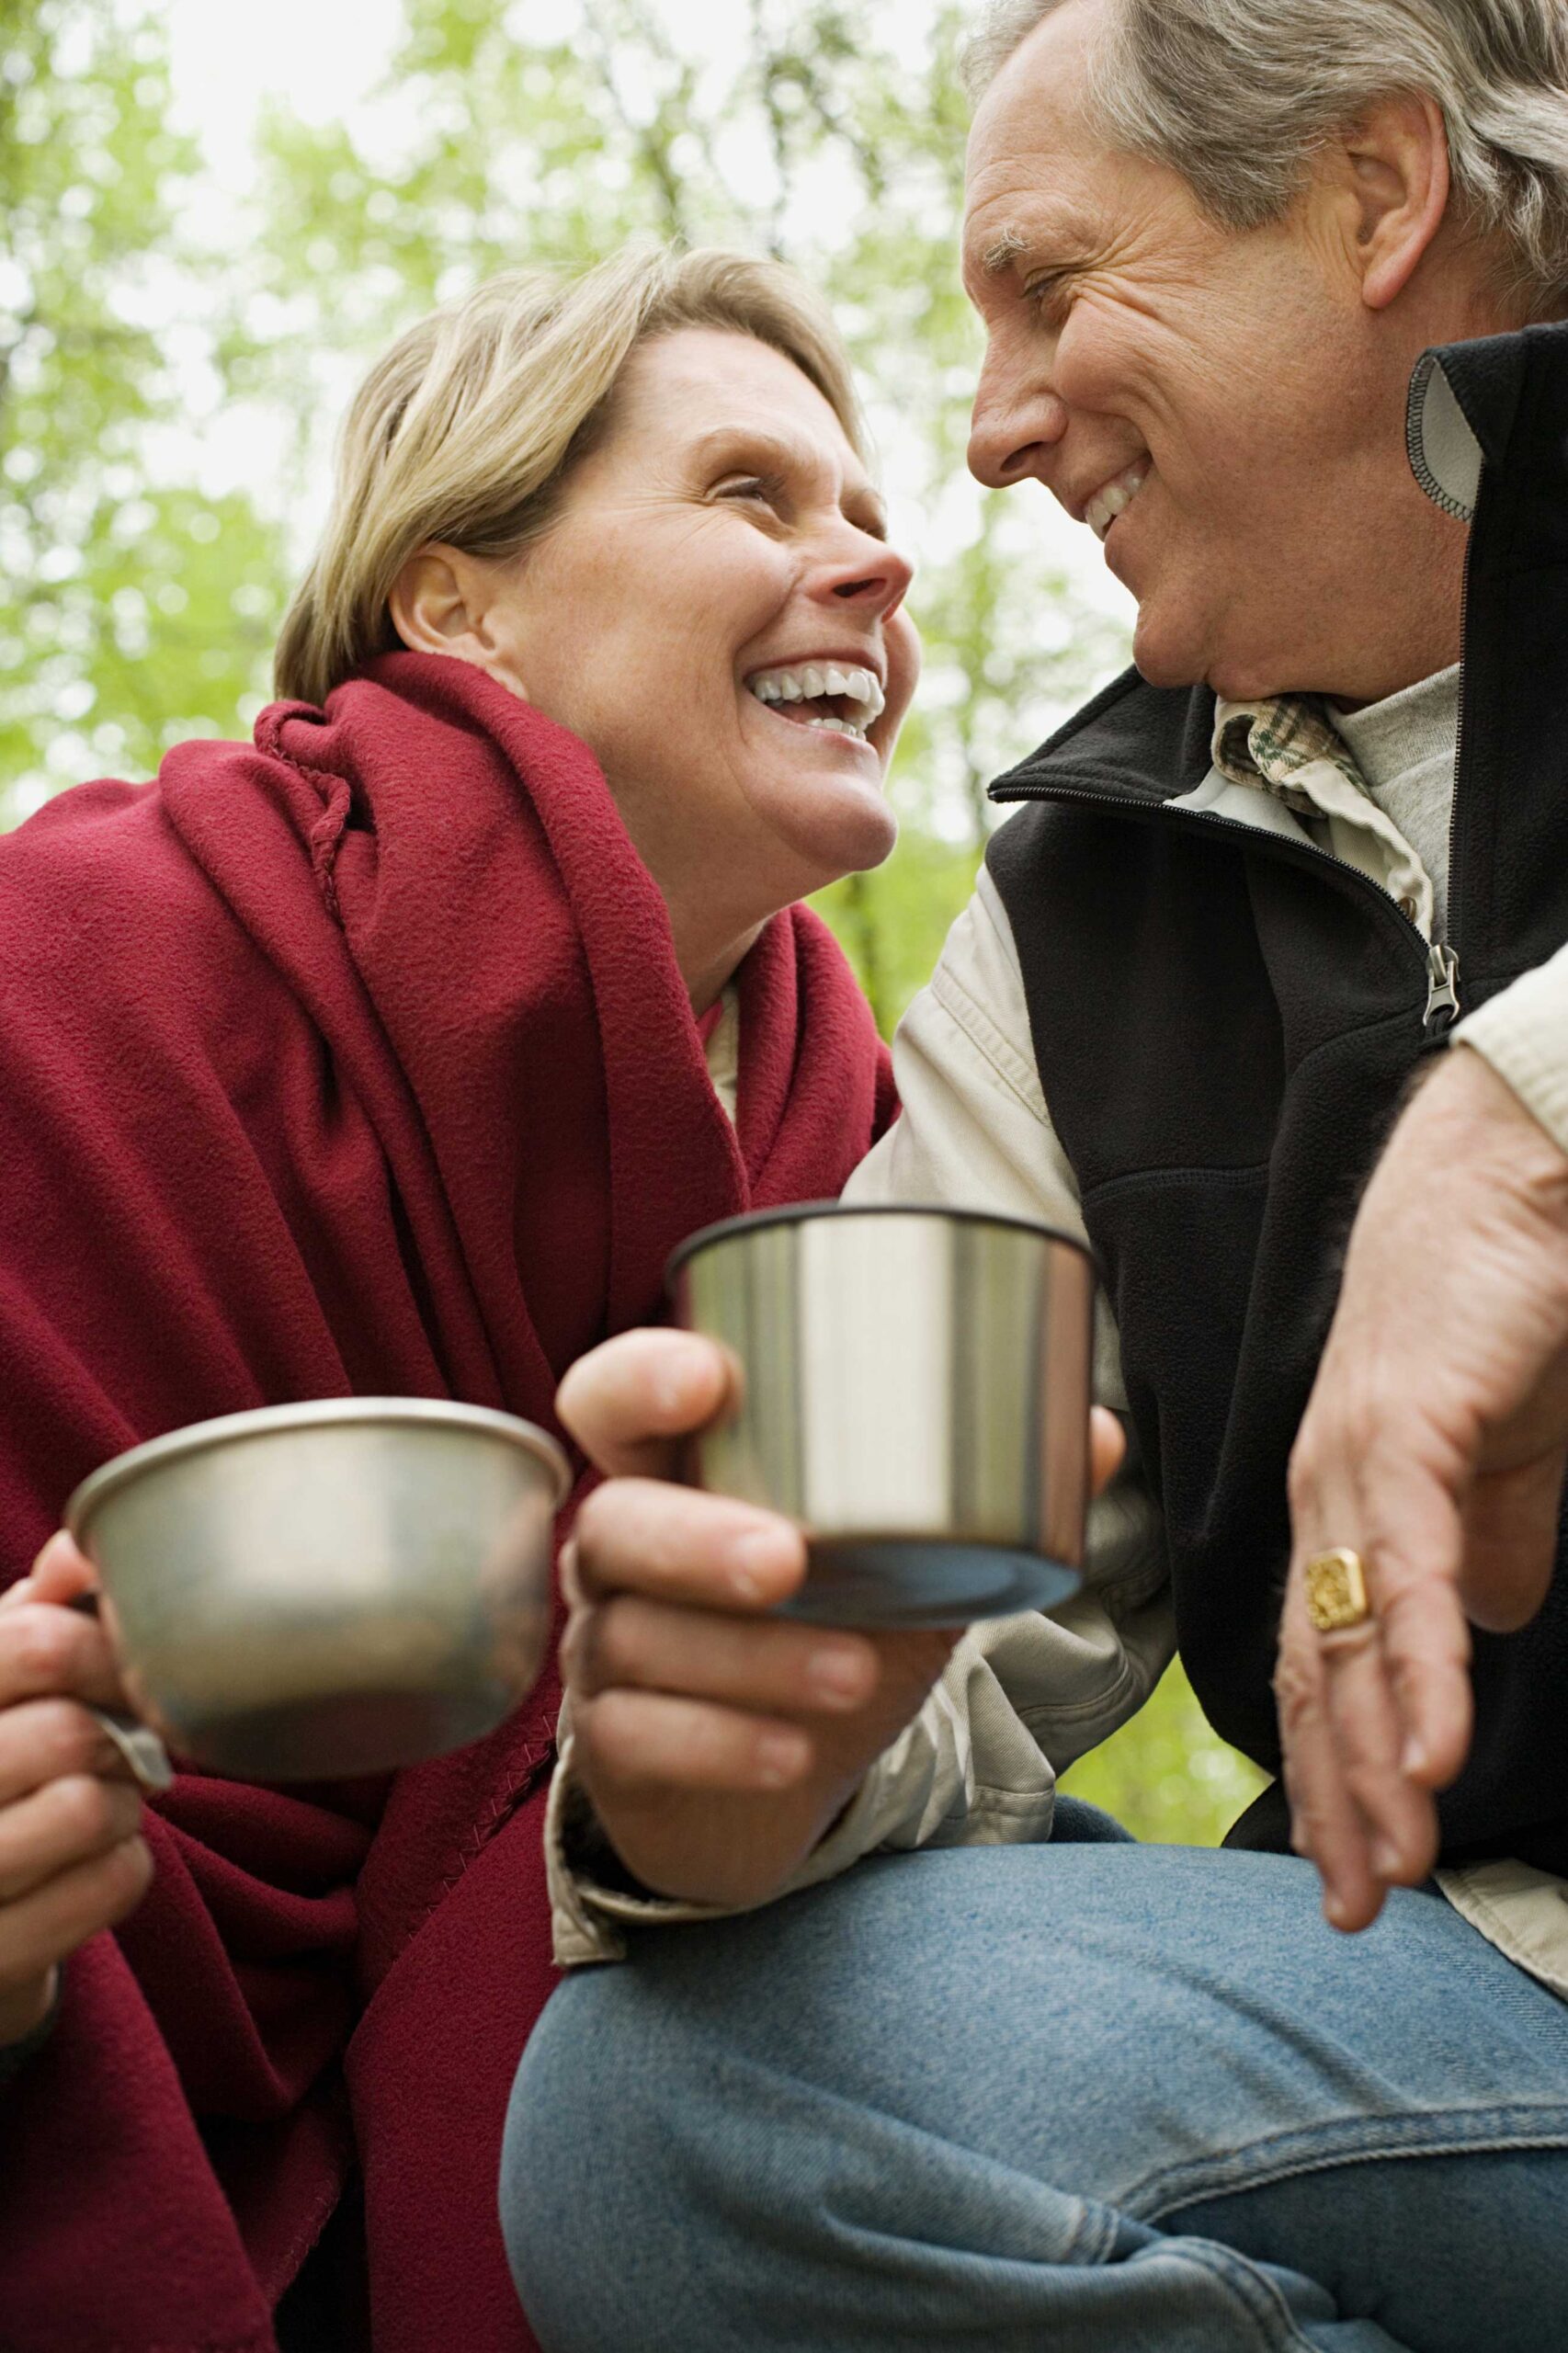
[963,2,1568,316]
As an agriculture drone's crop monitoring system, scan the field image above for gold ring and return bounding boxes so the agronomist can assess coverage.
[1304,1548,1373,1635]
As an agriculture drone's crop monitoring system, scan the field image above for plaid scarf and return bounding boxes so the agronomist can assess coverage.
[1210,688,1441,942]
[1212,693,1366,814]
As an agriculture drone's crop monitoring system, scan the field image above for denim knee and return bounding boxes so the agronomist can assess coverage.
[499,1971,676,2353]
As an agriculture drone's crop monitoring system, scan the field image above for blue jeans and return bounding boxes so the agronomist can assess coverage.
[503,1824,1568,2351]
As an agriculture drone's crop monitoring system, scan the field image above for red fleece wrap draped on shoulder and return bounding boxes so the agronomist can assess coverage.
[0,652,893,2353]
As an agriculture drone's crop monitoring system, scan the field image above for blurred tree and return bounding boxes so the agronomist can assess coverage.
[2,0,1132,1009]
[233,0,1131,1030]
[0,0,285,817]
[1060,1664,1269,1846]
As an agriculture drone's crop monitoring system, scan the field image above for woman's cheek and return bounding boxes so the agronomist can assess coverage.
[893,609,923,703]
[728,543,797,630]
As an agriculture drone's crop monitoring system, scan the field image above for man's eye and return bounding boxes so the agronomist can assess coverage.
[1026,274,1069,322]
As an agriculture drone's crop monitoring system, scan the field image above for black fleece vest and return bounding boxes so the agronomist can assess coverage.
[987,323,1568,1869]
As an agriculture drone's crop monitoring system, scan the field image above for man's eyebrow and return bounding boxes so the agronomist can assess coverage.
[977,212,1097,283]
[982,225,1036,278]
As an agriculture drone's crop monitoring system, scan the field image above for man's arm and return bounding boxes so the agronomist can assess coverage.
[1459,938,1568,1156]
[548,874,1172,1964]
[1278,945,1568,1930]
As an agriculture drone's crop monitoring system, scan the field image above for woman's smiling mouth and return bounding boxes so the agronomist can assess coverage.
[1085,458,1152,544]
[744,660,887,747]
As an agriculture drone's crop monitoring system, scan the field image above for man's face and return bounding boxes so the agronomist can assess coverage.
[961,0,1453,700]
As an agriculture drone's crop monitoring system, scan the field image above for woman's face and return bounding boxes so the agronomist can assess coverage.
[460,327,919,932]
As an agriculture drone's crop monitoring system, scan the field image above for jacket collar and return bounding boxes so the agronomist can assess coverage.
[1408,318,1568,526]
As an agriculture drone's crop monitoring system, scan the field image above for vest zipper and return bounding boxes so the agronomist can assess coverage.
[990,782,1458,1035]
[1425,943,1461,1029]
[1438,529,1475,1026]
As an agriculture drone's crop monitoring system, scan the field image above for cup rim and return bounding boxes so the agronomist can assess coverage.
[665,1199,1098,1292]
[65,1396,573,1543]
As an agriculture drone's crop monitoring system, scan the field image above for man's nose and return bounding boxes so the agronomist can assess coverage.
[969,362,1069,491]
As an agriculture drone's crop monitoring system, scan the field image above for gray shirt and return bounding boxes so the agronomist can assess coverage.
[1332,665,1460,942]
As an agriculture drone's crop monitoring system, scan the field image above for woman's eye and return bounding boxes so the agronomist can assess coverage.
[717,474,784,507]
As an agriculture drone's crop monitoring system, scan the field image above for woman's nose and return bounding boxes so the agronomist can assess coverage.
[818,533,914,619]
[969,357,1069,492]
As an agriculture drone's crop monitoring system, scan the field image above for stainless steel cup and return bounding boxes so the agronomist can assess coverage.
[668,1205,1096,1627]
[65,1397,570,1781]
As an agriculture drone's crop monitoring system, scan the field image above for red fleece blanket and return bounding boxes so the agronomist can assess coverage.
[0,652,893,2353]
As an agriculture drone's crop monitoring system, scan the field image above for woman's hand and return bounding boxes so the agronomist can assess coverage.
[0,1533,156,2048]
[558,1330,1125,1913]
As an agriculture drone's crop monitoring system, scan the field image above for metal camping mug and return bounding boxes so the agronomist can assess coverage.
[65,1398,570,1781]
[667,1205,1096,1627]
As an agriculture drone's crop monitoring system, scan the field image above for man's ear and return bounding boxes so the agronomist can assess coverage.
[387,544,529,698]
[1336,93,1453,313]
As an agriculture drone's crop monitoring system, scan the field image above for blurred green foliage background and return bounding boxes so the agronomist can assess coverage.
[1,0,1269,1846]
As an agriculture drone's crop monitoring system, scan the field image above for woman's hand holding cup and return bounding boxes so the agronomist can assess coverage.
[558,1330,1125,1914]
[0,1533,155,2048]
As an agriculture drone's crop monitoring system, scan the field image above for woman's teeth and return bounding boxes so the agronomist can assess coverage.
[1085,463,1150,544]
[746,661,885,744]
[799,714,870,741]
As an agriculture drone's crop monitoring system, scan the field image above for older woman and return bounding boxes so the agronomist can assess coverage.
[506,6,1568,2351]
[0,246,919,2351]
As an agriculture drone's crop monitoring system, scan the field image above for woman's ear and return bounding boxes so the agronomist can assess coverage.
[387,544,530,699]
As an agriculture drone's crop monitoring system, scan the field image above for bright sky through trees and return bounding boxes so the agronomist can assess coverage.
[158,0,1127,618]
[4,0,1137,960]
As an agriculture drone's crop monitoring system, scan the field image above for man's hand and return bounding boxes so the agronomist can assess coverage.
[1278,1045,1568,1931]
[558,1329,1126,1913]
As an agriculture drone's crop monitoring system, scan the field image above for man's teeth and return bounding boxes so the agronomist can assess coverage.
[746,662,887,727]
[1085,465,1149,544]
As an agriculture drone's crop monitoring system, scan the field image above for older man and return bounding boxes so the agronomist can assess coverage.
[504,5,1568,2348]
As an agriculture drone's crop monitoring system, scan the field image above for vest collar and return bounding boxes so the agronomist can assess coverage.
[990,665,1214,811]
[1408,317,1568,526]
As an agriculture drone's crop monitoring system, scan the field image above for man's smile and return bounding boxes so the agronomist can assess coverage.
[1083,455,1153,543]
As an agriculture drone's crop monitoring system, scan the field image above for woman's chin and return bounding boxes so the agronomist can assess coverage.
[760,765,899,885]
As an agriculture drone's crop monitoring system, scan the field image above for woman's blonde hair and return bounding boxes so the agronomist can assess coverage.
[275,244,868,706]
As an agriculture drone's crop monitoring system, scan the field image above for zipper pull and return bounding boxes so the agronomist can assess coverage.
[1425,944,1461,1031]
